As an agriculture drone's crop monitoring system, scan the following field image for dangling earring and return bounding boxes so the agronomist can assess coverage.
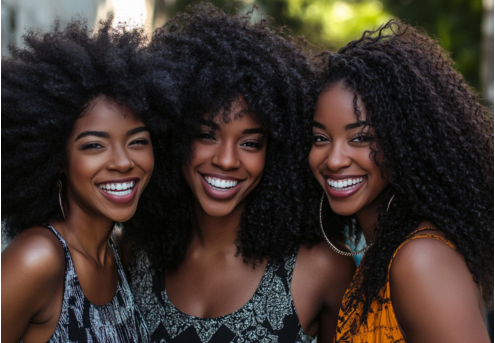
[386,194,395,213]
[57,180,66,220]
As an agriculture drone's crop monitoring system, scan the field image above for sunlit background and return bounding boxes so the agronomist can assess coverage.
[1,0,493,106]
[1,0,493,337]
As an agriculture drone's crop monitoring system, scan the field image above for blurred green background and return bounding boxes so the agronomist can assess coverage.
[2,0,492,103]
[152,0,493,104]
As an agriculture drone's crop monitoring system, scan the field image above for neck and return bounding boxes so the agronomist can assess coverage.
[191,200,244,254]
[52,198,114,265]
[355,197,382,245]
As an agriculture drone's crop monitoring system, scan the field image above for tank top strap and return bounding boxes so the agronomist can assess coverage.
[44,224,70,251]
[284,251,298,288]
[388,227,457,272]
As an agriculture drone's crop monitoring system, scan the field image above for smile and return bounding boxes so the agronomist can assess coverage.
[326,176,366,199]
[98,180,135,196]
[203,175,239,191]
[96,179,140,204]
[327,177,364,191]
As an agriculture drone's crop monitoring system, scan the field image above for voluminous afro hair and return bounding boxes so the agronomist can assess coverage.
[124,3,331,272]
[2,17,181,239]
[317,20,494,326]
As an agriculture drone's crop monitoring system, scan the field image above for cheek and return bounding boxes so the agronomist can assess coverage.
[66,154,101,188]
[308,147,324,174]
[133,148,154,174]
[245,150,266,180]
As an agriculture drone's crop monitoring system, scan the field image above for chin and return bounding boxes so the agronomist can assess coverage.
[200,202,238,217]
[105,208,138,223]
[328,203,359,217]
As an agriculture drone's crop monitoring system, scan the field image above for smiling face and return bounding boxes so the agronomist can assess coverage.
[182,100,266,218]
[309,84,389,218]
[64,98,154,223]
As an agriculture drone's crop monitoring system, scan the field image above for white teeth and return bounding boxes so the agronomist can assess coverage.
[98,181,136,196]
[204,176,239,190]
[327,177,365,191]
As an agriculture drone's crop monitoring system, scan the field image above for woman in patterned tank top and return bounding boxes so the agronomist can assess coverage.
[0,16,173,342]
[308,20,493,343]
[124,3,355,342]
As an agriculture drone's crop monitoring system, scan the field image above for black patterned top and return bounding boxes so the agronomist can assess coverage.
[41,224,150,343]
[128,250,315,343]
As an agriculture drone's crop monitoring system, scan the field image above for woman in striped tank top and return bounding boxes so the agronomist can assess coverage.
[0,17,176,342]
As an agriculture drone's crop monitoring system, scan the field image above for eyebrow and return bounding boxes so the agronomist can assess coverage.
[243,128,264,134]
[74,126,149,142]
[312,121,326,130]
[345,121,370,131]
[200,119,220,131]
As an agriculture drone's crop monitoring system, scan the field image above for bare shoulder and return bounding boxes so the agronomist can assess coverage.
[2,226,65,280]
[391,235,465,280]
[297,241,356,282]
[390,236,488,343]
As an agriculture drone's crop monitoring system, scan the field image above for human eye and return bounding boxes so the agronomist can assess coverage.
[195,131,216,141]
[350,134,375,144]
[312,134,328,144]
[80,142,104,150]
[242,140,264,149]
[130,138,151,146]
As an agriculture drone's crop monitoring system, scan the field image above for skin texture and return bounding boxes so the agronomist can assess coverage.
[312,21,493,324]
[309,85,389,241]
[309,85,489,341]
[2,98,154,342]
[165,103,355,340]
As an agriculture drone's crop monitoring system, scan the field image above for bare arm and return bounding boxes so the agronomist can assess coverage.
[390,238,489,343]
[1,228,65,343]
[292,242,356,343]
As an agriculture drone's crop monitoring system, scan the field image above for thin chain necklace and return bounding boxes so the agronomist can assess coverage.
[319,193,373,257]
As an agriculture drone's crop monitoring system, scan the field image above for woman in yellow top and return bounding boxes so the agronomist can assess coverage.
[309,20,493,342]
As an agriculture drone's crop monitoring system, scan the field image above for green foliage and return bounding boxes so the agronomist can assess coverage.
[155,0,482,91]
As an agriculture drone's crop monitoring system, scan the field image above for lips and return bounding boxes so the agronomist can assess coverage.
[200,173,244,200]
[325,175,366,199]
[96,178,140,204]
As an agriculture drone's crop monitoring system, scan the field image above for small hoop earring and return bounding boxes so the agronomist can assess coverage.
[57,180,66,220]
[386,194,395,213]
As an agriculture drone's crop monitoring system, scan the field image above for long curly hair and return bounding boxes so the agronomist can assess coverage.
[1,17,181,239]
[316,20,494,324]
[123,3,331,272]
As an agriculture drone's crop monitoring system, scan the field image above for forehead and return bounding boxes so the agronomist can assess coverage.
[73,99,142,133]
[314,86,365,126]
[204,97,261,129]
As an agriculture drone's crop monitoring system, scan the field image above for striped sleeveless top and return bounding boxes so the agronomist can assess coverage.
[335,227,457,343]
[41,224,150,343]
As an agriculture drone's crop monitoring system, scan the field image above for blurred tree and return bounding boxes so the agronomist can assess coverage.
[380,0,483,96]
[151,0,485,92]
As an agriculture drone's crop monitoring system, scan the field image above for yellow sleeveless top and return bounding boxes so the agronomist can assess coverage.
[334,228,456,343]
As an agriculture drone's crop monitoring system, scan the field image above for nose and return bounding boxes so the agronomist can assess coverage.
[211,141,241,170]
[107,146,134,172]
[325,143,351,172]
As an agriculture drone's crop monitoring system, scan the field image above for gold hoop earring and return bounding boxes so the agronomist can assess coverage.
[386,194,395,213]
[58,180,66,220]
[319,192,372,256]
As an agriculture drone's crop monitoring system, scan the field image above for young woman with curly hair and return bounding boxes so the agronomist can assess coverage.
[0,17,181,342]
[309,20,493,343]
[125,4,355,342]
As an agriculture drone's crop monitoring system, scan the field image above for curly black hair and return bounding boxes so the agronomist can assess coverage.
[123,3,332,271]
[1,16,182,239]
[316,20,494,325]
